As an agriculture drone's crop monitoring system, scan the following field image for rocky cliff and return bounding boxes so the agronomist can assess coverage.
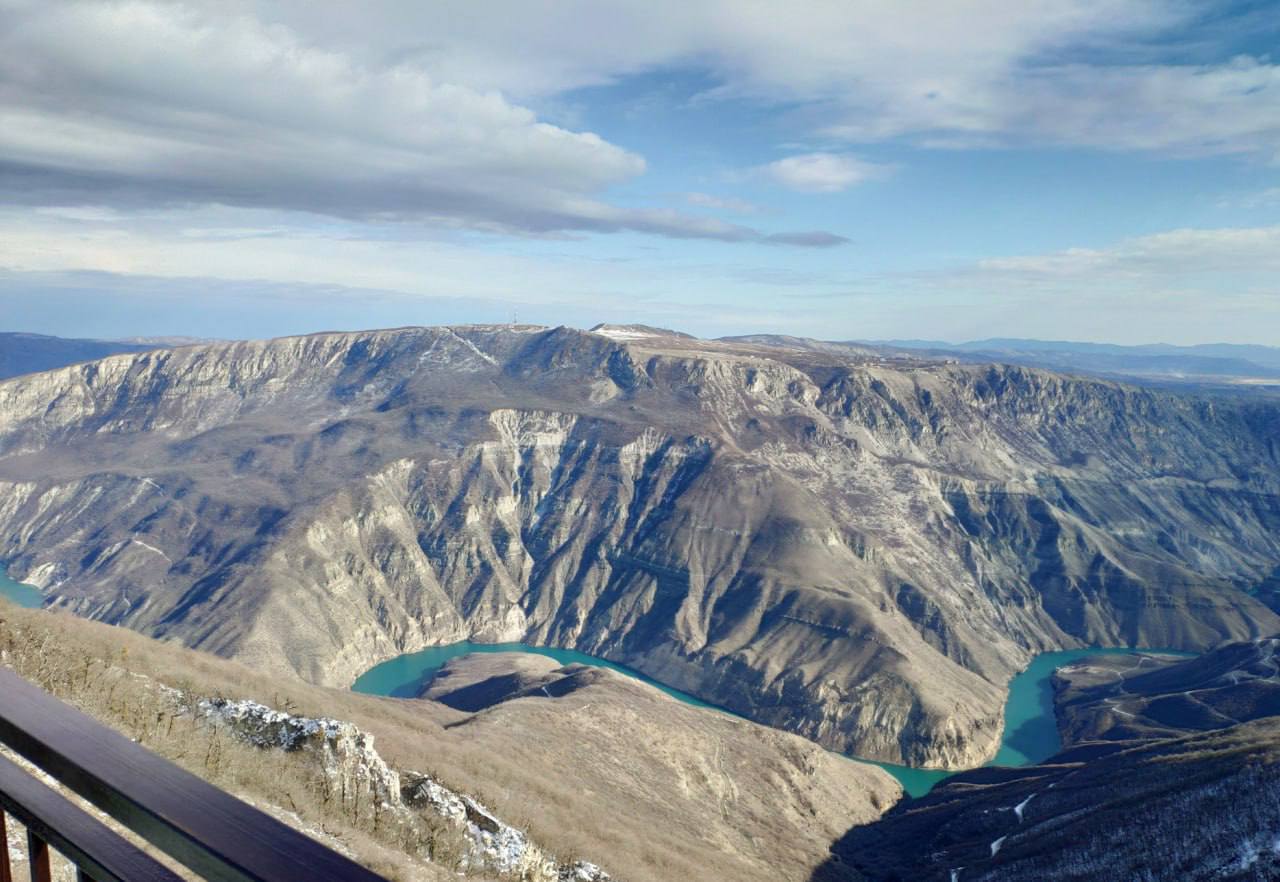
[1,325,1278,768]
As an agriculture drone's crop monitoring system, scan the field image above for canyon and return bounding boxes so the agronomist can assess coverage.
[1,324,1279,770]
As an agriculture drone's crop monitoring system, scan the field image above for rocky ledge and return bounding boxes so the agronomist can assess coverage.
[197,696,610,881]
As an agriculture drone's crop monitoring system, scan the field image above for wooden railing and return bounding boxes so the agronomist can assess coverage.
[0,667,389,882]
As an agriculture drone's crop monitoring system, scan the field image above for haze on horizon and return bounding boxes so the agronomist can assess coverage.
[1,0,1277,346]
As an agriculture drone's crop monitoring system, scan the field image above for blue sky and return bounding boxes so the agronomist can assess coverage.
[0,0,1277,343]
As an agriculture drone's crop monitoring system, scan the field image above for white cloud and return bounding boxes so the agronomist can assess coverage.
[860,225,1280,342]
[3,209,1276,344]
[685,192,760,214]
[244,0,1280,158]
[0,0,839,245]
[2,0,1273,250]
[761,224,1280,343]
[978,226,1280,277]
[0,206,628,304]
[0,204,856,341]
[759,153,891,193]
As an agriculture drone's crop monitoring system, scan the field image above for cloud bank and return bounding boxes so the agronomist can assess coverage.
[244,0,1280,159]
[0,0,843,245]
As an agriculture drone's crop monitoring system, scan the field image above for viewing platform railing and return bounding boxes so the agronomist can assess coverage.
[0,666,388,882]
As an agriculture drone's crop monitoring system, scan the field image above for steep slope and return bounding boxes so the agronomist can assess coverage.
[0,325,1278,768]
[1054,636,1280,745]
[1,601,894,882]
[816,641,1280,882]
[816,718,1280,882]
[421,651,897,881]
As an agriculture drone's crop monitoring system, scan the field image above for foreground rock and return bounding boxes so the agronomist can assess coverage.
[198,695,609,881]
[1,325,1278,768]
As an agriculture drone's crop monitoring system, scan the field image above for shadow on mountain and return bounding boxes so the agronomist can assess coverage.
[811,728,1280,880]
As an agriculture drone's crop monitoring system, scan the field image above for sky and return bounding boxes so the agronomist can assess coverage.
[1,0,1278,344]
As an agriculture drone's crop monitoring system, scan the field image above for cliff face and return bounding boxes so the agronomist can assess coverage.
[1,325,1278,768]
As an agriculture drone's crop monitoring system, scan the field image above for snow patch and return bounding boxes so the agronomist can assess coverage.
[404,774,611,881]
[445,329,498,366]
[198,696,610,881]
[130,538,171,562]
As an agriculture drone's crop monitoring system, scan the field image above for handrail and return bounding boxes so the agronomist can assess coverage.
[0,667,389,882]
[0,752,183,882]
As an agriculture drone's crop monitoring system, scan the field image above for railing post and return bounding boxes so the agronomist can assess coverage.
[0,811,12,882]
[24,830,49,882]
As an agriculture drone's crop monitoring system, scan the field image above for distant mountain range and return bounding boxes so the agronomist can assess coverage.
[867,338,1280,385]
[0,332,163,380]
[0,333,231,382]
[8,329,1277,388]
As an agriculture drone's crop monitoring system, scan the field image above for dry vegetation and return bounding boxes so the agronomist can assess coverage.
[0,601,894,882]
[0,600,473,880]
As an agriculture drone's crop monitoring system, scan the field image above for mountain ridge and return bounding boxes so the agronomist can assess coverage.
[1,324,1278,770]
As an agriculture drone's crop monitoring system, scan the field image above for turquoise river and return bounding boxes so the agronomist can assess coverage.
[0,563,43,609]
[0,565,1186,798]
[352,639,1193,797]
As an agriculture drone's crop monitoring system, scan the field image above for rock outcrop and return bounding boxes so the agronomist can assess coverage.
[197,695,608,881]
[1,325,1278,768]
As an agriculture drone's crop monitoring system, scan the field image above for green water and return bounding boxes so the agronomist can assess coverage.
[0,563,43,608]
[351,641,1193,798]
[987,647,1190,767]
[352,641,719,708]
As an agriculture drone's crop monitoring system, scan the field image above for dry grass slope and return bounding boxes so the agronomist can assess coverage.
[0,601,895,882]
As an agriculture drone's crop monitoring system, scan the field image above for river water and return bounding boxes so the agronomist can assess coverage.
[0,562,1182,798]
[0,563,43,609]
[352,639,1191,796]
